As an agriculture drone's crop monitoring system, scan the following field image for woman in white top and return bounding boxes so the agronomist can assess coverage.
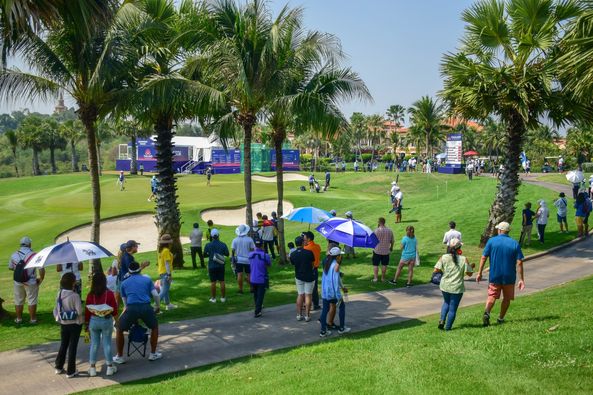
[535,199,550,244]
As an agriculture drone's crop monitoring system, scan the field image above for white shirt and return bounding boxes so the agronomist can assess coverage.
[231,236,255,264]
[59,262,82,281]
[554,198,568,216]
[394,191,403,204]
[536,206,550,225]
[189,228,203,247]
[390,185,398,195]
[261,224,275,241]
[442,229,462,245]
[9,247,37,285]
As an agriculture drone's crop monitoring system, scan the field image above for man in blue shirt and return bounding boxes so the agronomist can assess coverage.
[477,222,525,327]
[204,229,230,303]
[114,261,162,364]
[249,240,271,318]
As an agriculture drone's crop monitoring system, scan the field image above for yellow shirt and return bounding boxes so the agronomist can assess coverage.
[158,247,173,275]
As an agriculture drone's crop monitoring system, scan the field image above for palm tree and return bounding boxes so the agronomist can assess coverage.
[366,114,385,161]
[4,129,19,177]
[17,114,45,175]
[386,104,405,129]
[0,1,122,253]
[441,0,583,246]
[43,117,66,174]
[59,119,85,172]
[349,112,367,160]
[407,96,448,158]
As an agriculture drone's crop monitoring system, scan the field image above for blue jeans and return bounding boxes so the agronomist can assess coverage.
[320,298,345,332]
[89,316,114,365]
[440,291,463,330]
[252,283,266,315]
[159,274,171,305]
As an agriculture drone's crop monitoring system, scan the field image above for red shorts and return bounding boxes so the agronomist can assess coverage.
[487,283,515,300]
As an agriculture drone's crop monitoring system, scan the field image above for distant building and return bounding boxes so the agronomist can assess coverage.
[54,92,67,114]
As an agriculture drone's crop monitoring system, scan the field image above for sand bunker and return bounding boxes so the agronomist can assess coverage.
[201,200,294,226]
[252,174,308,183]
[57,214,190,254]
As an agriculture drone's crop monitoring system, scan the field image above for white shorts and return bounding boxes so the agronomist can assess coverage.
[295,279,314,295]
[14,282,39,306]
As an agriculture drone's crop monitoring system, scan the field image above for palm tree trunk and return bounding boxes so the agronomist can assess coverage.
[80,107,103,274]
[12,149,19,177]
[32,148,40,176]
[241,115,256,229]
[50,146,57,174]
[71,140,79,172]
[130,134,138,175]
[479,112,525,247]
[154,116,184,268]
[274,131,287,264]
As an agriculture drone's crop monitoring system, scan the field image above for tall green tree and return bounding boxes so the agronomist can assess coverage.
[4,129,19,177]
[42,117,66,174]
[441,0,584,246]
[349,112,367,160]
[59,119,85,172]
[407,96,448,158]
[17,114,45,175]
[386,104,406,128]
[366,114,385,161]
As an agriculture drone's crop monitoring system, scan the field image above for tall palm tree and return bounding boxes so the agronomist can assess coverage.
[441,0,584,246]
[4,129,19,177]
[349,112,367,160]
[59,119,85,172]
[407,96,448,158]
[0,1,121,254]
[366,114,385,161]
[17,114,45,175]
[386,104,405,128]
[43,117,66,174]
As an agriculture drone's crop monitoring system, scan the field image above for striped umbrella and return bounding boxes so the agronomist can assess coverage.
[315,217,379,248]
[25,240,113,269]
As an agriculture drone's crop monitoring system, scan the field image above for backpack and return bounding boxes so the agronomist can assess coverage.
[13,252,35,283]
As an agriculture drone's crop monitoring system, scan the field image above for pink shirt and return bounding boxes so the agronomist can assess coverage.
[373,226,394,255]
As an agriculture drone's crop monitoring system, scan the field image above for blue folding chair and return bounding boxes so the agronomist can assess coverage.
[127,323,148,358]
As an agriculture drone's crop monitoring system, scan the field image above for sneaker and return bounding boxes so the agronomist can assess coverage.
[483,313,491,327]
[388,279,397,286]
[14,318,22,324]
[208,298,216,303]
[405,283,412,288]
[106,365,117,376]
[112,355,126,365]
[88,367,97,377]
[220,297,226,303]
[305,315,311,322]
[54,368,64,375]
[29,319,38,325]
[148,352,162,361]
[438,321,445,330]
[166,304,177,310]
[497,318,505,325]
[296,315,303,321]
[338,327,351,334]
[327,323,339,330]
[254,312,262,318]
[66,371,79,379]
[319,330,332,337]
[371,279,378,283]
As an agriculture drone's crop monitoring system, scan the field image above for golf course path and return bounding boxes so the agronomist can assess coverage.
[1,180,592,395]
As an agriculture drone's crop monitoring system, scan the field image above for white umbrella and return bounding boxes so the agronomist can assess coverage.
[25,240,114,269]
[566,170,584,184]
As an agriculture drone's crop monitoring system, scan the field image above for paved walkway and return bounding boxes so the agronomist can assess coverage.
[2,177,592,395]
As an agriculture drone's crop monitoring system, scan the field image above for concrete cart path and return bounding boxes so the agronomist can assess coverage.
[2,178,591,395]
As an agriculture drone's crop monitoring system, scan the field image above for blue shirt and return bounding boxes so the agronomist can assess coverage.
[204,239,229,269]
[522,209,535,226]
[151,178,157,189]
[482,234,524,285]
[321,260,341,300]
[400,236,417,260]
[118,252,134,281]
[121,274,154,305]
[249,248,271,284]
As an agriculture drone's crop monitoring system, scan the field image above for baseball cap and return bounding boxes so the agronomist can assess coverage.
[254,239,263,247]
[345,211,353,218]
[20,236,32,246]
[128,261,141,273]
[125,240,140,249]
[391,181,397,185]
[295,236,304,246]
[329,247,344,256]
[211,228,220,237]
[495,222,511,232]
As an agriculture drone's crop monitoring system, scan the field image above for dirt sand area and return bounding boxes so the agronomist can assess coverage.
[252,174,308,183]
[57,214,190,254]
[201,200,294,226]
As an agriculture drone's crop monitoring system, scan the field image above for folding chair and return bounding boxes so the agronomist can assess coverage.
[127,323,148,358]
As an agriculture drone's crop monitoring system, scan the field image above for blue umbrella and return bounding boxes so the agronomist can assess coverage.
[282,206,332,224]
[25,240,114,269]
[315,217,379,248]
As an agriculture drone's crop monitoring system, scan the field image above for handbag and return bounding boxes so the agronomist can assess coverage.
[431,271,442,285]
[414,251,421,267]
[213,252,226,265]
[57,290,79,321]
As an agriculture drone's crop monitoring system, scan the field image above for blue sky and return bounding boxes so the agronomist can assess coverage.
[1,0,474,122]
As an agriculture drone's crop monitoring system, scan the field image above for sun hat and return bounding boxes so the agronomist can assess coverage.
[20,236,32,246]
[125,240,140,249]
[448,238,463,249]
[211,228,220,237]
[235,224,250,236]
[495,222,511,232]
[329,247,344,256]
[159,234,173,244]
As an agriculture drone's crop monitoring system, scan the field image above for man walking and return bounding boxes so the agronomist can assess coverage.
[303,231,321,310]
[261,215,276,259]
[8,237,44,324]
[189,223,204,269]
[204,229,230,303]
[231,224,255,294]
[372,218,394,283]
[442,221,462,245]
[392,186,403,223]
[148,175,157,202]
[249,240,271,318]
[290,236,315,322]
[476,222,525,326]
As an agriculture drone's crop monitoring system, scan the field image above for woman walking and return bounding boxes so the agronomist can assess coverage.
[158,234,176,310]
[535,200,550,243]
[319,247,351,337]
[433,238,473,331]
[53,272,84,378]
[85,272,119,377]
[389,226,417,287]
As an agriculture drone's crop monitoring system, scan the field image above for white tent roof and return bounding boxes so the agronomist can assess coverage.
[150,135,222,149]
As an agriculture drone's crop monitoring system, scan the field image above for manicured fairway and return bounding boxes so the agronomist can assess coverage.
[83,276,593,395]
[0,171,575,351]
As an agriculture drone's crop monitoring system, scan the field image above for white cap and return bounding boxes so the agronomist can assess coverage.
[391,181,397,185]
[448,238,463,248]
[329,247,344,256]
[211,228,220,237]
[345,211,353,218]
[20,236,32,246]
[495,222,511,232]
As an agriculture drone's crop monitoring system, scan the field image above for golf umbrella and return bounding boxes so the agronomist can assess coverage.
[436,153,447,159]
[315,217,379,248]
[463,150,478,156]
[566,170,584,184]
[282,206,331,224]
[25,240,113,269]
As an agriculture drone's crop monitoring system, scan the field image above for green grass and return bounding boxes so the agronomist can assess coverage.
[0,171,575,351]
[83,276,593,395]
[536,172,584,185]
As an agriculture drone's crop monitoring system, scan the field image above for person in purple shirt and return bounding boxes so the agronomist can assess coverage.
[249,240,271,318]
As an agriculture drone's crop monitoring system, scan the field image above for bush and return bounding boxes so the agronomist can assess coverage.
[361,153,372,162]
[581,162,593,172]
[381,153,393,162]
